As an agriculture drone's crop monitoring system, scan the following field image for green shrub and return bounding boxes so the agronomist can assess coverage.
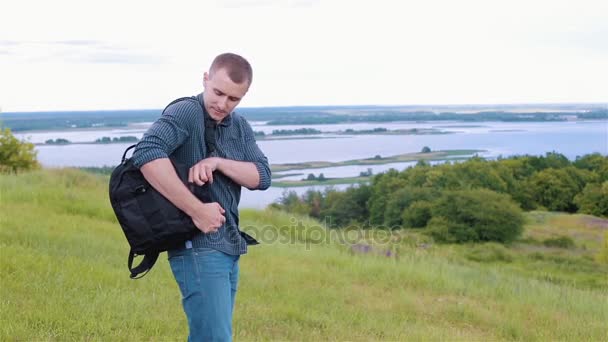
[543,236,576,249]
[382,186,435,228]
[425,217,477,243]
[0,127,40,173]
[430,189,524,243]
[401,200,433,228]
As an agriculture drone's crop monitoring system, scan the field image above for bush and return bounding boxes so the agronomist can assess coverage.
[383,186,436,227]
[0,127,40,173]
[425,217,478,243]
[426,217,457,243]
[401,200,433,228]
[430,189,524,243]
[543,236,576,249]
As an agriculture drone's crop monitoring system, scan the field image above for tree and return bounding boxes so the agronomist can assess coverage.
[528,167,594,212]
[574,153,608,181]
[574,182,608,217]
[302,189,325,218]
[367,169,408,225]
[421,146,431,153]
[320,190,360,227]
[272,190,310,216]
[0,128,40,173]
[359,168,373,177]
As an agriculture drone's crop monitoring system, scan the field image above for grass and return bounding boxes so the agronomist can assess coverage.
[1,169,607,341]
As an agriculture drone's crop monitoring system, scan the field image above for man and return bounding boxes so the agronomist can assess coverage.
[131,53,271,341]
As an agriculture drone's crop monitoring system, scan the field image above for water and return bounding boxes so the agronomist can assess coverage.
[240,184,354,209]
[15,120,608,208]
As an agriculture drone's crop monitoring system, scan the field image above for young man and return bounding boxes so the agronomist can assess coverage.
[131,53,271,341]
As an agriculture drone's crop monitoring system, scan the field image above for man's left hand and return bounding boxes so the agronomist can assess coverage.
[189,157,221,186]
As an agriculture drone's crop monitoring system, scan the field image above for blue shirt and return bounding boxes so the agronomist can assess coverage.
[131,93,271,255]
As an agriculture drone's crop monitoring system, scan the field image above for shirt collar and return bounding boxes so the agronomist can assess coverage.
[197,92,233,127]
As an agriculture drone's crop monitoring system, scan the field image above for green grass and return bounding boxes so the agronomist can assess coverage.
[1,169,607,340]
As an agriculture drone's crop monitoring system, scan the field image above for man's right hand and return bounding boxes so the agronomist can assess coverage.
[191,202,226,233]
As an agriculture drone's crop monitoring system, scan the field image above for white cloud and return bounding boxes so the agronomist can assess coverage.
[1,0,607,111]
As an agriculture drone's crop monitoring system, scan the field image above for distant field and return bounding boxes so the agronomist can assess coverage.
[1,169,606,340]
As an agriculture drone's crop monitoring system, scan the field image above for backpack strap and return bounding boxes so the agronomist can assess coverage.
[121,144,137,163]
[164,96,216,153]
[162,96,199,114]
[128,250,160,279]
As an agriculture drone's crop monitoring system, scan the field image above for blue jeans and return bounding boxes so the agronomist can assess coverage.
[168,244,240,342]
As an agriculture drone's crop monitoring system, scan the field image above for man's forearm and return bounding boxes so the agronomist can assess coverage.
[140,158,202,216]
[216,158,260,189]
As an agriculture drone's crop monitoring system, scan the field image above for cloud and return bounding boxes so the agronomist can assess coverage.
[52,40,103,46]
[0,40,21,47]
[81,51,168,64]
[2,40,167,65]
[218,0,319,8]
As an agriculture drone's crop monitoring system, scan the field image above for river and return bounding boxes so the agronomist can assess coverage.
[14,120,608,208]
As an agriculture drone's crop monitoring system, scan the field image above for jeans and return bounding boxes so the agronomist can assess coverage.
[168,244,240,342]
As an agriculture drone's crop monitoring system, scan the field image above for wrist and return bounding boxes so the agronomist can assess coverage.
[213,157,224,172]
[184,198,205,217]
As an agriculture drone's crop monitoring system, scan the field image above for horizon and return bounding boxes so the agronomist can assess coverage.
[2,101,607,114]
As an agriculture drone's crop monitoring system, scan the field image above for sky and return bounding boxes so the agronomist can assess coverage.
[1,0,607,112]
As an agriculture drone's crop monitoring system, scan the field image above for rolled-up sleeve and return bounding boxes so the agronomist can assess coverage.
[131,102,195,168]
[241,120,271,190]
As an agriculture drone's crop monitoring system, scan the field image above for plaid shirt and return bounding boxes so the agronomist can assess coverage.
[132,93,271,255]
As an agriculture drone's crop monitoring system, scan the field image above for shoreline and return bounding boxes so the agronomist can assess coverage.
[271,150,483,173]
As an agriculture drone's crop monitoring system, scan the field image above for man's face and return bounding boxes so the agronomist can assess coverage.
[203,68,250,122]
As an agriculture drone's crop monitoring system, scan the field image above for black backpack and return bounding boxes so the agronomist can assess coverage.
[109,97,208,279]
[108,144,205,278]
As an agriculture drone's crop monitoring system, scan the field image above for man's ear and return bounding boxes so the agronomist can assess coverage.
[203,72,209,88]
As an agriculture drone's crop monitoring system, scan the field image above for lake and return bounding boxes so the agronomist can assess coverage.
[15,120,608,208]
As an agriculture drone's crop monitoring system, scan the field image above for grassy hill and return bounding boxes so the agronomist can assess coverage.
[1,169,607,340]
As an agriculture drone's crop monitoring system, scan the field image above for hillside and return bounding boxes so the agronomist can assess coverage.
[0,169,606,340]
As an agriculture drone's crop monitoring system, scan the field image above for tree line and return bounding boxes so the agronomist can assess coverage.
[272,152,607,244]
[265,109,607,125]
